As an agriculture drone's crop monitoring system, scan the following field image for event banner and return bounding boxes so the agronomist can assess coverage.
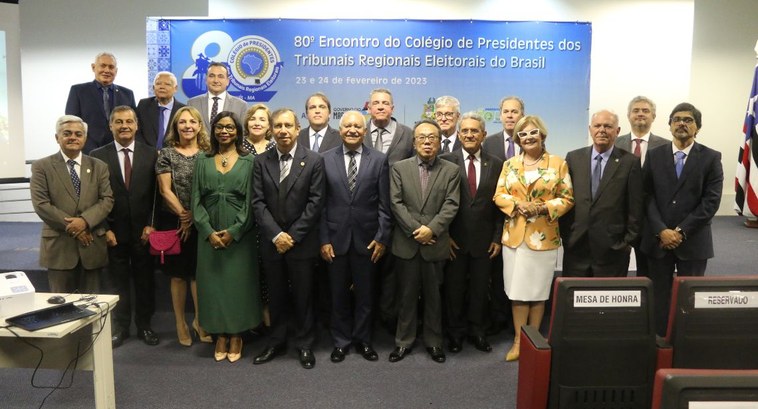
[147,19,591,155]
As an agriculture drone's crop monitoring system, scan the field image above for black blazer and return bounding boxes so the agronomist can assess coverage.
[65,80,136,154]
[482,131,520,162]
[439,150,504,258]
[252,144,326,260]
[297,126,341,154]
[560,146,643,263]
[640,142,723,260]
[135,97,186,149]
[319,145,392,256]
[90,141,158,245]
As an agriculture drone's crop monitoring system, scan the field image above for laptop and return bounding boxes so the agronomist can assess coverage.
[5,302,96,331]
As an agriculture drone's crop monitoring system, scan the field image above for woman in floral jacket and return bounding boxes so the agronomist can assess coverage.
[493,115,574,362]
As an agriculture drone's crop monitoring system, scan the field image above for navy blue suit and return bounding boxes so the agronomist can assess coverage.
[135,97,186,149]
[66,80,136,153]
[320,144,391,347]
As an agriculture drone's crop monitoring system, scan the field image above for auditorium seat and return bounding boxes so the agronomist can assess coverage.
[651,368,758,409]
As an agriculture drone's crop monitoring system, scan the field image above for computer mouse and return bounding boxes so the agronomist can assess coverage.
[47,295,66,304]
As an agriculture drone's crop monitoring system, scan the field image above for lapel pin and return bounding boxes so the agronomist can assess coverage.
[614,158,619,163]
[86,168,91,173]
[300,161,305,167]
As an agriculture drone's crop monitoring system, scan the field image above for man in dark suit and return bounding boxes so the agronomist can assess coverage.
[90,106,159,348]
[135,71,185,149]
[388,119,460,364]
[365,88,415,332]
[297,92,341,153]
[642,102,723,335]
[561,110,643,277]
[439,112,503,354]
[252,108,326,369]
[31,115,114,293]
[482,95,524,162]
[434,96,462,153]
[187,62,247,129]
[319,110,391,363]
[614,96,669,277]
[65,52,136,154]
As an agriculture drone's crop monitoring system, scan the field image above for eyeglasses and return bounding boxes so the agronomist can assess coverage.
[434,111,457,120]
[670,116,694,124]
[415,135,439,142]
[214,124,237,132]
[516,129,541,138]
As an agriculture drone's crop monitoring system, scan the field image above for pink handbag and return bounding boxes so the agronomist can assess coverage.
[149,229,181,264]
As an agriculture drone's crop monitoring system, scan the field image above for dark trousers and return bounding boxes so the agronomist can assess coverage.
[377,253,398,323]
[632,245,650,277]
[488,255,510,329]
[107,241,155,332]
[47,262,100,294]
[444,251,491,339]
[328,247,375,348]
[562,236,631,278]
[264,256,316,349]
[649,254,707,336]
[395,254,444,348]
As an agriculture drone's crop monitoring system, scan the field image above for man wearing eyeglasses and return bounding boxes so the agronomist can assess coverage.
[641,102,723,336]
[434,96,462,153]
[388,119,460,364]
[560,110,643,278]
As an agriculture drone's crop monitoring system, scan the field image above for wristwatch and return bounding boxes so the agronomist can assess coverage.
[674,226,686,240]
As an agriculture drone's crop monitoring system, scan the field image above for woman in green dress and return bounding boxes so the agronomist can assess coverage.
[192,111,261,363]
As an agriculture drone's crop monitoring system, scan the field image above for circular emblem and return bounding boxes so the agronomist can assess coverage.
[227,35,282,94]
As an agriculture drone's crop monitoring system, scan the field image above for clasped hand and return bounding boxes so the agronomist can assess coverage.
[209,230,233,250]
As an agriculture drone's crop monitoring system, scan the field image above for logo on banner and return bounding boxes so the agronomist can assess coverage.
[227,35,283,101]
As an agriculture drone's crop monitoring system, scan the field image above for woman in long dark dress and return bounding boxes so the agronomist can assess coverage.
[192,111,261,363]
[156,106,212,346]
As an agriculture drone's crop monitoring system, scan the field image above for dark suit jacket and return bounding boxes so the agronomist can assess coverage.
[367,119,415,166]
[135,97,186,149]
[440,135,462,153]
[252,144,326,260]
[320,145,392,256]
[390,156,460,262]
[439,150,503,258]
[297,126,341,154]
[641,142,723,260]
[615,133,669,153]
[90,141,158,245]
[30,153,114,270]
[482,131,520,162]
[65,81,136,154]
[560,146,643,264]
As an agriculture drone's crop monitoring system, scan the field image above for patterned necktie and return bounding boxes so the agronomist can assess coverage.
[633,138,642,158]
[674,151,686,178]
[67,159,81,197]
[591,154,602,199]
[280,153,292,183]
[102,87,111,117]
[122,148,132,190]
[210,97,220,123]
[506,137,515,159]
[347,151,357,193]
[467,154,477,197]
[157,107,168,148]
[375,128,386,151]
[442,138,451,154]
[313,132,321,151]
[419,162,430,200]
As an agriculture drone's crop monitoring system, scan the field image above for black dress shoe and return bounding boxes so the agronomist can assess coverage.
[253,344,287,365]
[468,336,492,352]
[355,343,378,361]
[388,346,411,362]
[111,331,129,349]
[426,347,446,363]
[330,347,348,363]
[299,349,315,369]
[447,337,463,353]
[137,329,160,346]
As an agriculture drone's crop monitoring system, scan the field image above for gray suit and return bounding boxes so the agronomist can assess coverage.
[30,153,114,292]
[187,92,248,130]
[367,119,415,166]
[390,156,460,348]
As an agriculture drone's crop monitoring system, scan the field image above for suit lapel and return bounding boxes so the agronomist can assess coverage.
[455,153,472,202]
[478,154,495,201]
[421,160,442,209]
[594,148,622,202]
[674,142,699,192]
[264,148,280,189]
[333,146,350,194]
[283,145,307,196]
[54,154,79,201]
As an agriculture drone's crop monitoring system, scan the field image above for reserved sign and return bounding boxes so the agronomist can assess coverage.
[693,292,758,309]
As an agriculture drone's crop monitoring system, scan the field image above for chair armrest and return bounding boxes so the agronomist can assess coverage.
[517,325,552,409]
[655,335,672,372]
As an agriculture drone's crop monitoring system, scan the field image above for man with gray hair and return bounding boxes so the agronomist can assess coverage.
[31,115,114,293]
[66,52,136,153]
[434,95,461,153]
[136,71,186,149]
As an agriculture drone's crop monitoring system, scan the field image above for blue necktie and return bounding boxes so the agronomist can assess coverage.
[312,132,321,151]
[591,154,602,199]
[67,159,81,197]
[157,107,168,148]
[506,137,515,159]
[674,151,686,178]
[102,87,111,117]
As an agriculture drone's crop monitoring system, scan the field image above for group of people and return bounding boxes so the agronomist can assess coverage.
[30,52,723,370]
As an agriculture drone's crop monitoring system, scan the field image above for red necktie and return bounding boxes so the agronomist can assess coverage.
[122,148,132,190]
[467,154,477,197]
[633,138,642,158]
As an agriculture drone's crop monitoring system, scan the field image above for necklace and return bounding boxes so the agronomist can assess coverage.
[219,151,236,167]
[523,152,544,166]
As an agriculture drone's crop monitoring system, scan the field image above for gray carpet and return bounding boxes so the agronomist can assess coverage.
[0,217,755,408]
